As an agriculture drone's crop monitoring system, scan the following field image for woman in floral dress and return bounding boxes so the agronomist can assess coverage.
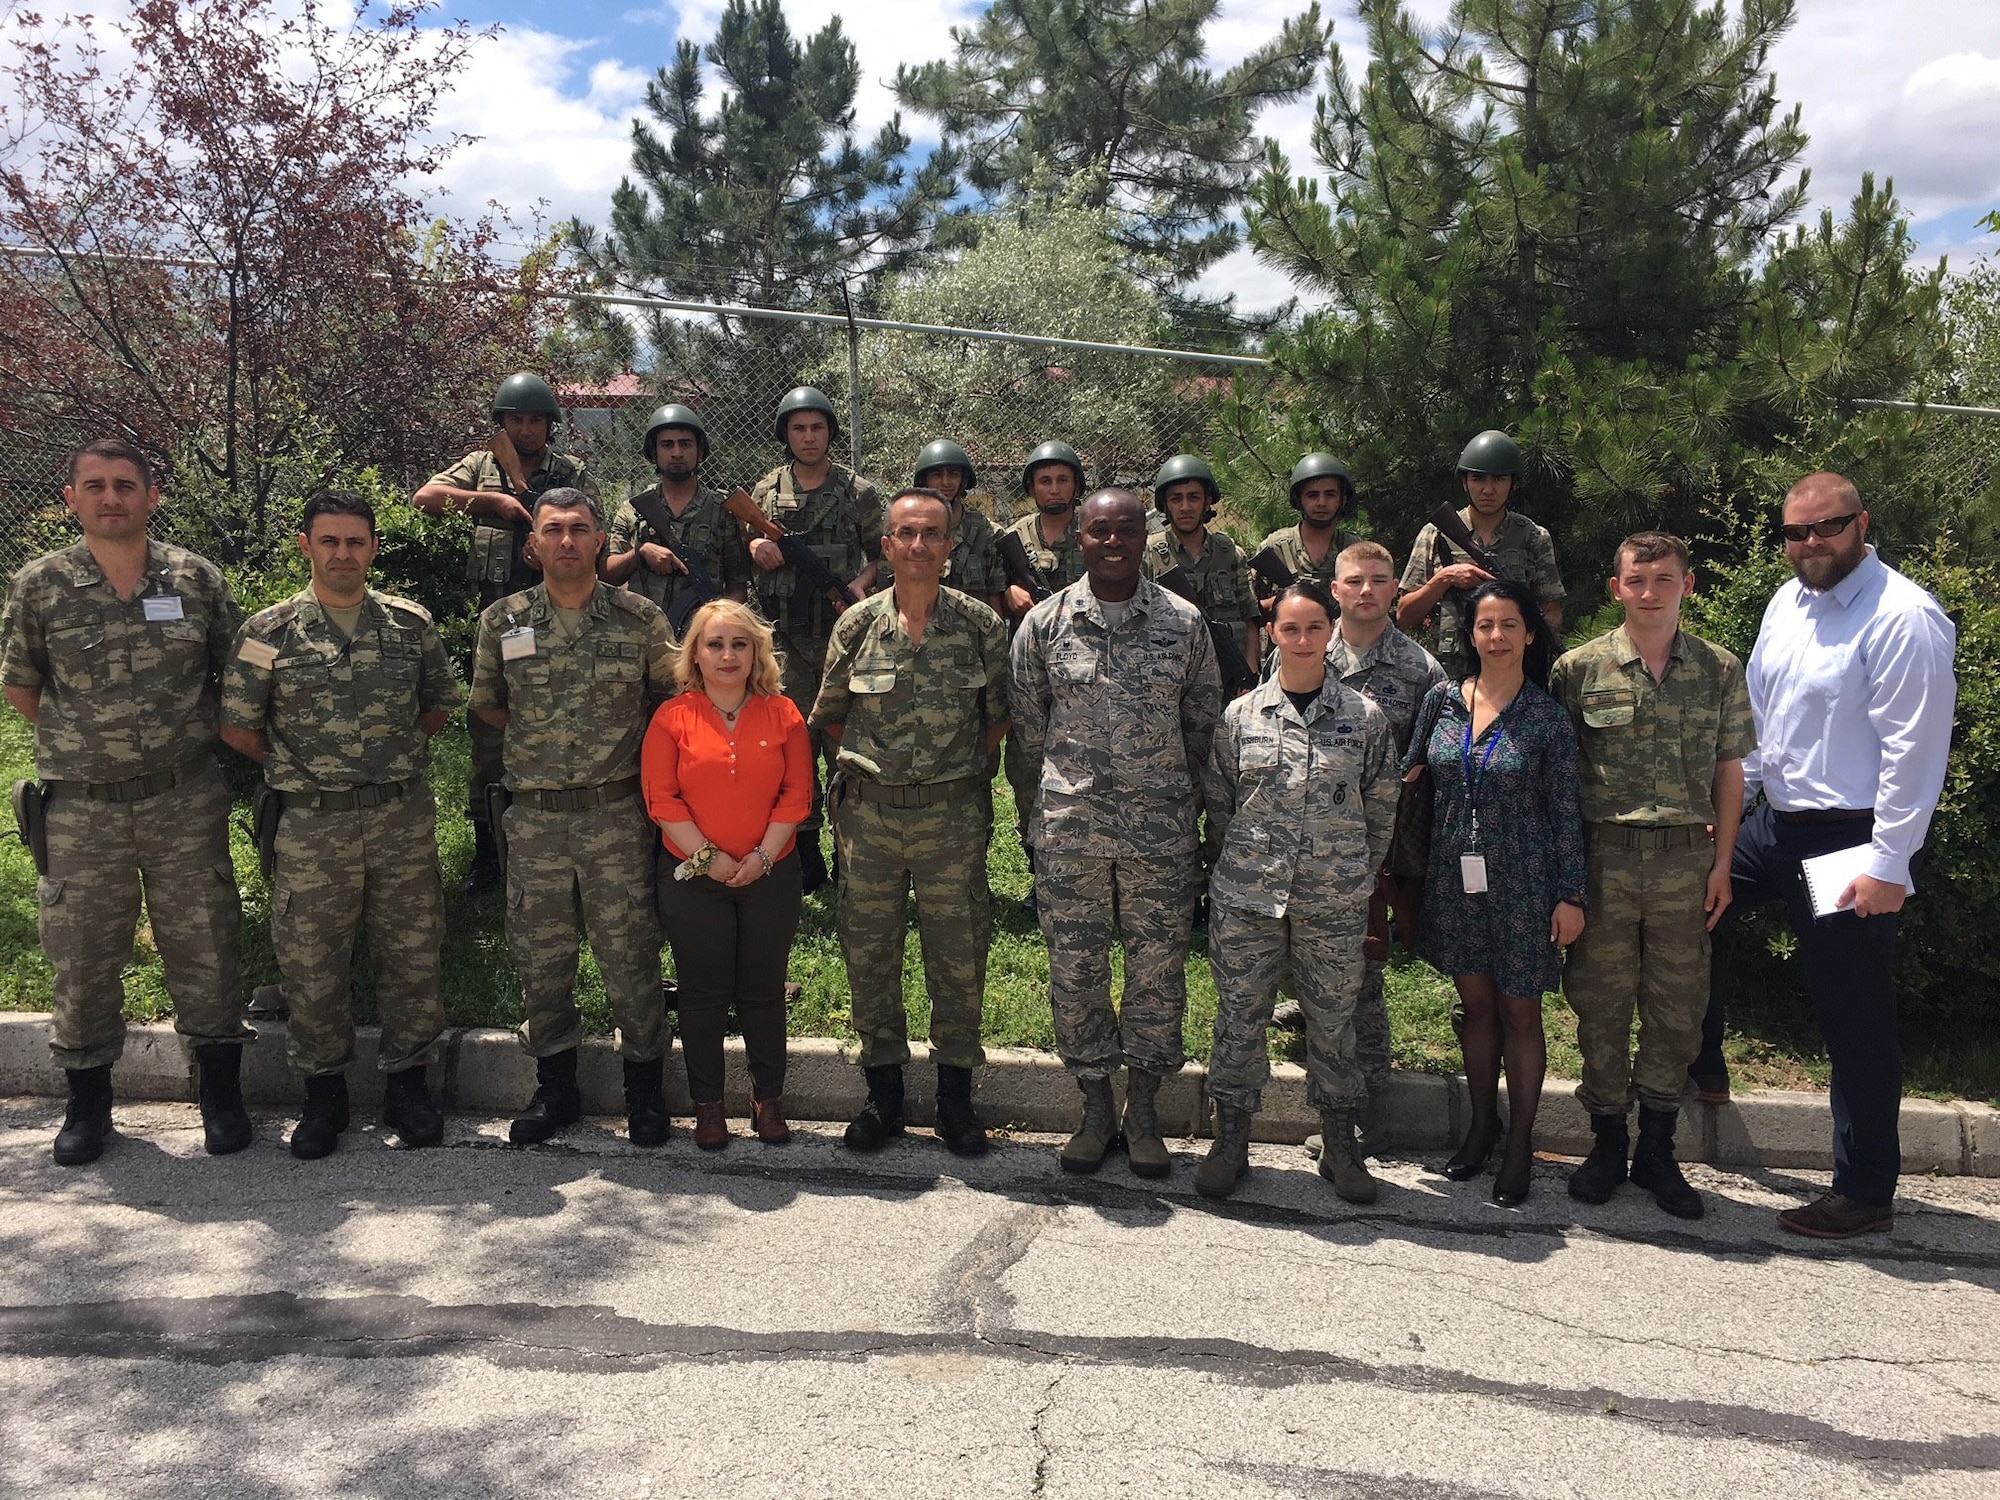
[1405,580,1587,1204]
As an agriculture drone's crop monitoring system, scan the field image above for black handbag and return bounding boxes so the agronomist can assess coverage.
[1382,685,1449,950]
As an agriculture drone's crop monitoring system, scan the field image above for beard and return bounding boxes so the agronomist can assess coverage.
[1793,540,1865,591]
[658,461,695,483]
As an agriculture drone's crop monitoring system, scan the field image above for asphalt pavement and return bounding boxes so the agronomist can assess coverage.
[3,1095,1996,1498]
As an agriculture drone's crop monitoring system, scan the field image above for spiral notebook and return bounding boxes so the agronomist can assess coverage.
[1800,843,1875,918]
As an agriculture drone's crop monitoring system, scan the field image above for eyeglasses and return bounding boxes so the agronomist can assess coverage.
[889,527,947,545]
[1779,512,1860,543]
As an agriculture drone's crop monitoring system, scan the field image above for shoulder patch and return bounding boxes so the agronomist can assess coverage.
[608,588,659,619]
[249,600,299,633]
[376,593,434,626]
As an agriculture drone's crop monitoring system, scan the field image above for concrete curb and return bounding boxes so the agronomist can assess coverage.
[2,1010,1993,1175]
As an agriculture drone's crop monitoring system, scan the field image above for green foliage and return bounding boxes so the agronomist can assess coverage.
[1687,541,2000,1027]
[1226,0,1948,591]
[826,189,1192,498]
[896,0,1328,336]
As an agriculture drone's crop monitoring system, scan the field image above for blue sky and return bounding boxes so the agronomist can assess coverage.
[414,0,2000,313]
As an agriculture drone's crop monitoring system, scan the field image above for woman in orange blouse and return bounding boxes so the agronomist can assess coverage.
[642,599,813,1149]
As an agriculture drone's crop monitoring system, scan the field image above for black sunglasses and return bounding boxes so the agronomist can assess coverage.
[1779,512,1860,543]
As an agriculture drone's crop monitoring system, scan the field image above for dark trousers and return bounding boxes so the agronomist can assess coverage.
[1698,803,1905,1205]
[657,851,802,1103]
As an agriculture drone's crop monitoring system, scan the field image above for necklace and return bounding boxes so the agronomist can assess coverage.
[709,690,749,726]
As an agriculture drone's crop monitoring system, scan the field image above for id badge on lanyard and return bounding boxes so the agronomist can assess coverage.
[1461,714,1504,894]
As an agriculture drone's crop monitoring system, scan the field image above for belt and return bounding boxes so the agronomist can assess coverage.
[279,779,414,812]
[1588,822,1708,851]
[45,756,204,804]
[521,775,642,813]
[852,775,984,809]
[1772,807,1871,825]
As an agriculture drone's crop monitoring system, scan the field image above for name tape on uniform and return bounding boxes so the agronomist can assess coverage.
[142,594,185,622]
[500,626,537,661]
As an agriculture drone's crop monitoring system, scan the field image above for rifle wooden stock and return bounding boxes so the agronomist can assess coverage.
[725,486,852,619]
[995,529,1052,604]
[1425,503,1507,578]
[489,431,533,496]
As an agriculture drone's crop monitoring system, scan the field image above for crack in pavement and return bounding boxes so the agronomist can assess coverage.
[1028,1368,1065,1492]
[0,1290,1995,1475]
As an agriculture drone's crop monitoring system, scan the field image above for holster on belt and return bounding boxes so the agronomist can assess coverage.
[251,782,282,883]
[11,779,48,877]
[483,782,513,875]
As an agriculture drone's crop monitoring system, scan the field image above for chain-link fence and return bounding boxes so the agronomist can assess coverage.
[1849,399,2000,545]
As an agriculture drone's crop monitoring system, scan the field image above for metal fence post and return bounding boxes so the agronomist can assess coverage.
[841,282,864,476]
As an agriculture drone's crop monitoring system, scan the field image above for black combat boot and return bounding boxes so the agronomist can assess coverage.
[381,1066,444,1147]
[1195,1103,1253,1199]
[797,834,830,896]
[461,821,503,895]
[934,1064,989,1157]
[193,1043,253,1156]
[1060,1076,1118,1173]
[289,1073,350,1161]
[623,1057,671,1147]
[52,1065,114,1167]
[843,1064,906,1151]
[1567,1111,1630,1205]
[509,1048,582,1145]
[1630,1106,1704,1220]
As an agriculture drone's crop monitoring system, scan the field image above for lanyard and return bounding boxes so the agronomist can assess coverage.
[1461,712,1506,849]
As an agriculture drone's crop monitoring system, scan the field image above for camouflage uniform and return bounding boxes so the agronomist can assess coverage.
[1550,626,1755,1114]
[1144,529,1261,633]
[1327,623,1448,1095]
[426,446,598,828]
[607,483,751,619]
[469,581,678,1060]
[0,540,248,1069]
[998,510,1087,835]
[749,462,883,836]
[877,505,1003,602]
[222,588,461,1078]
[1202,679,1396,1112]
[1255,524,1366,591]
[811,587,1010,1069]
[1010,578,1223,1078]
[1400,508,1564,678]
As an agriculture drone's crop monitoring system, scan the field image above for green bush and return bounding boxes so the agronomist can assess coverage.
[1687,537,2000,1027]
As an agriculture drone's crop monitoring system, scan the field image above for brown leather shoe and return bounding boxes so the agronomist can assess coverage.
[751,1094,792,1145]
[1777,1191,1892,1240]
[693,1100,730,1151]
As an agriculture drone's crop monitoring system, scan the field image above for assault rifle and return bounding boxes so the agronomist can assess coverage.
[1248,545,1295,622]
[1153,565,1258,697]
[627,485,722,636]
[724,486,855,627]
[1426,503,1509,580]
[995,529,1051,606]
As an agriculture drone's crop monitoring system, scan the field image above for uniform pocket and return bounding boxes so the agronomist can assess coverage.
[47,624,106,689]
[36,875,65,909]
[1581,688,1636,729]
[848,669,896,695]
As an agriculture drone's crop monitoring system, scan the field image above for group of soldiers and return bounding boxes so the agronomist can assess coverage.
[10,371,1737,1224]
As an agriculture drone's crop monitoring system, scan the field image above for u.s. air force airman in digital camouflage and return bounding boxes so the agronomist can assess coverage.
[1011,488,1222,1178]
[1550,531,1753,1222]
[413,373,598,894]
[469,487,679,1149]
[812,490,1011,1159]
[1198,580,1397,1203]
[604,404,750,628]
[1,439,251,1166]
[747,386,881,895]
[220,490,461,1160]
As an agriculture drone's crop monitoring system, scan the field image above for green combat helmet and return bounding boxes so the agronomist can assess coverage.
[1288,453,1356,510]
[492,372,561,426]
[1456,429,1523,477]
[1022,440,1086,496]
[643,404,709,463]
[1152,454,1219,517]
[774,386,841,446]
[914,438,976,490]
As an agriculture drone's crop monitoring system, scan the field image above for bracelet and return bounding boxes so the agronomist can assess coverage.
[674,842,719,881]
[751,847,775,874]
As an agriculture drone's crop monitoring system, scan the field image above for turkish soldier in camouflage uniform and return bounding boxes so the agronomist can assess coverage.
[1551,531,1752,1221]
[1254,454,1368,614]
[1398,429,1564,680]
[1,439,251,1166]
[605,404,750,630]
[747,386,881,894]
[220,490,460,1159]
[874,440,1005,612]
[998,441,1088,907]
[469,488,679,1148]
[1144,455,1261,678]
[414,373,598,894]
[1011,489,1223,1178]
[812,490,1011,1158]
[1198,580,1398,1202]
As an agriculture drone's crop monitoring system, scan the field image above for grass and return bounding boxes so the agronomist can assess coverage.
[0,715,1993,1103]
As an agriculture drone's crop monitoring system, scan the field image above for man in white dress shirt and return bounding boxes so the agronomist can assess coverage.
[1695,472,1957,1239]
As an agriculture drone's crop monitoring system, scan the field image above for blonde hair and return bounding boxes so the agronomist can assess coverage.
[676,598,784,698]
[1336,540,1396,575]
